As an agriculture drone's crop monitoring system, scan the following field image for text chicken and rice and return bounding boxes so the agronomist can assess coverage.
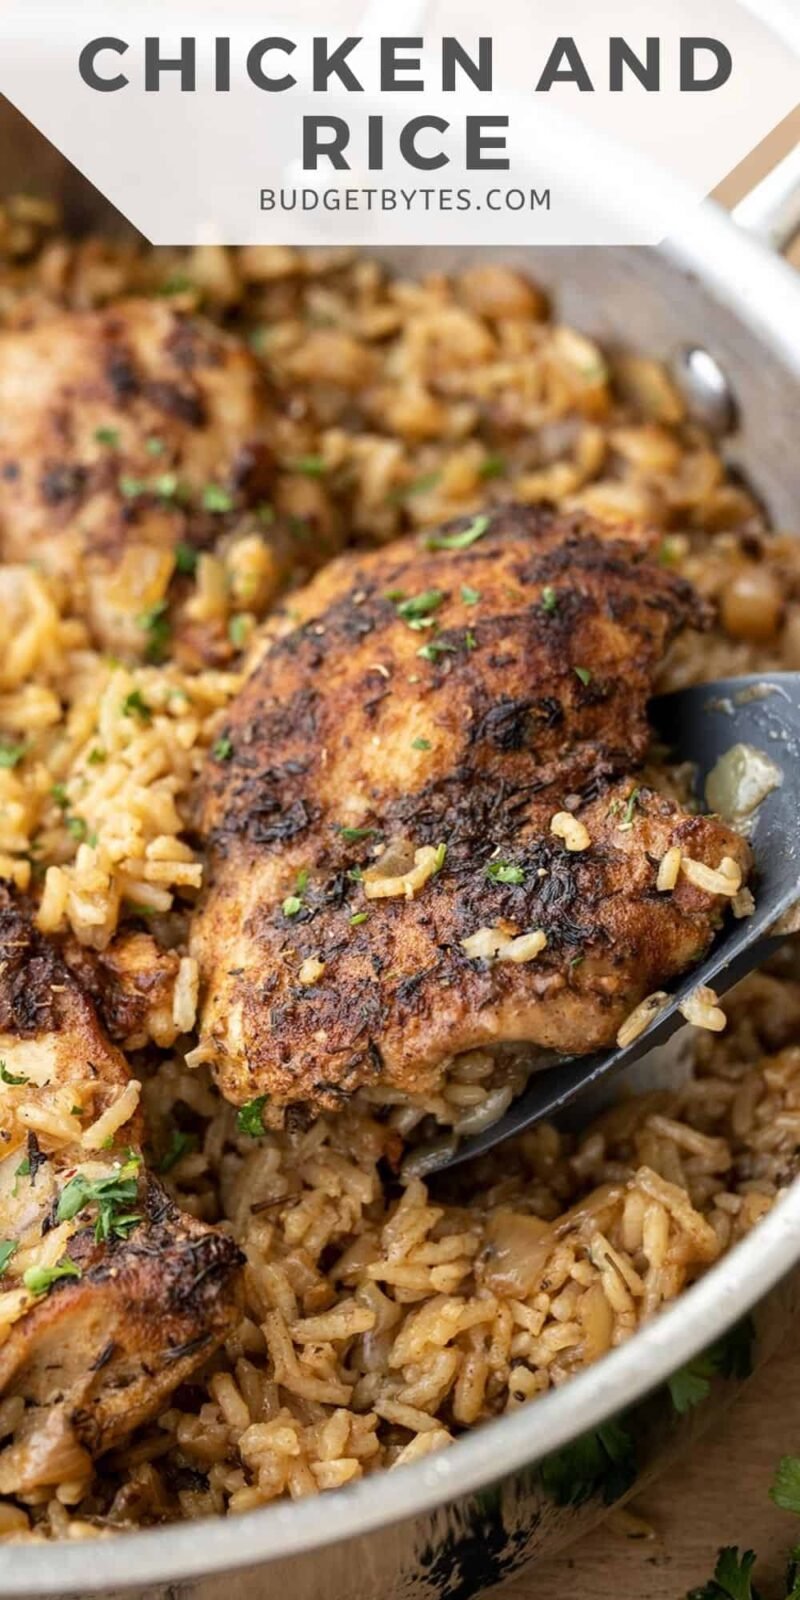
[0,205,798,1539]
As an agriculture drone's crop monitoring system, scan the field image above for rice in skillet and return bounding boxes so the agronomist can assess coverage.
[1,211,799,1539]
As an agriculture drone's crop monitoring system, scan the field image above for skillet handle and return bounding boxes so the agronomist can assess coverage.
[731,145,800,254]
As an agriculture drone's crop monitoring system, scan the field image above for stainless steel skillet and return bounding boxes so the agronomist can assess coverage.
[0,95,799,1600]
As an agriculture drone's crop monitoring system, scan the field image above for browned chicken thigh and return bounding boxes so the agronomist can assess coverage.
[0,888,242,1496]
[0,298,275,654]
[191,505,750,1119]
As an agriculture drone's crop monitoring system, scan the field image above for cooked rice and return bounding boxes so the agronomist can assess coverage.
[1,211,800,1541]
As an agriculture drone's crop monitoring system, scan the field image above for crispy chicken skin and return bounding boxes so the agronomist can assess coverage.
[192,505,750,1114]
[0,298,273,652]
[0,889,242,1495]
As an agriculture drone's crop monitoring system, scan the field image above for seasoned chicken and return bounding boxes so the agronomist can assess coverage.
[0,298,275,654]
[0,888,242,1495]
[191,505,751,1117]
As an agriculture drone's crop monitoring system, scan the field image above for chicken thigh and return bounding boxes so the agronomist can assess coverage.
[0,888,242,1496]
[0,298,274,653]
[191,505,750,1117]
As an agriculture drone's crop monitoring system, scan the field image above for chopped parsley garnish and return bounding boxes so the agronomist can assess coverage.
[51,782,69,809]
[350,911,369,926]
[486,861,525,885]
[237,1096,267,1137]
[425,514,491,552]
[417,639,458,663]
[212,736,234,762]
[687,1547,760,1600]
[119,474,147,500]
[24,1258,81,1296]
[145,436,165,456]
[539,1420,636,1508]
[295,867,310,894]
[659,536,684,568]
[388,471,440,503]
[668,1317,754,1415]
[574,665,592,686]
[203,483,235,513]
[153,472,181,501]
[87,745,106,766]
[175,541,199,576]
[338,826,376,843]
[14,1157,30,1178]
[56,1158,142,1243]
[432,843,447,873]
[121,689,152,723]
[478,454,506,479]
[0,1241,17,1277]
[460,585,481,606]
[620,787,641,829]
[228,614,249,649]
[282,895,302,918]
[0,1060,29,1085]
[95,426,120,447]
[464,630,477,651]
[347,865,363,882]
[159,273,192,296]
[772,1458,800,1517]
[137,599,171,663]
[125,901,156,919]
[0,741,26,769]
[395,589,445,629]
[541,586,558,614]
[412,738,432,751]
[158,1129,199,1174]
[288,456,326,478]
[66,816,91,842]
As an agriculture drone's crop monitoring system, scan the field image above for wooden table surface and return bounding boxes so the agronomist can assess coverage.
[493,111,800,1600]
[503,1331,800,1600]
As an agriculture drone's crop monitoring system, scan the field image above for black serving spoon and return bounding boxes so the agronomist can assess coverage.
[421,672,800,1175]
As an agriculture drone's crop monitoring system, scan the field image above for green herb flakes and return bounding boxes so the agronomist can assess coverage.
[203,484,235,513]
[574,666,592,687]
[175,541,199,576]
[478,455,506,480]
[24,1258,81,1297]
[395,589,445,629]
[0,1241,17,1277]
[0,1060,28,1085]
[541,586,558,615]
[119,474,146,500]
[460,585,481,606]
[620,787,641,829]
[158,1130,199,1174]
[136,599,171,662]
[412,738,432,751]
[282,895,302,919]
[56,1158,142,1244]
[237,1097,267,1138]
[121,690,152,723]
[95,426,120,447]
[228,614,249,649]
[350,911,369,927]
[0,741,26,769]
[486,861,525,886]
[212,736,234,762]
[388,471,440,503]
[425,514,491,552]
[417,639,457,663]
